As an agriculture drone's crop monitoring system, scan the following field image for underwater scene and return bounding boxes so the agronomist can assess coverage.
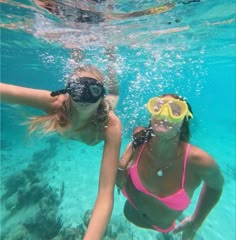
[0,0,236,239]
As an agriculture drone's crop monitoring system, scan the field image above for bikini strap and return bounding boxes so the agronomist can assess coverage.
[132,143,146,168]
[181,143,191,188]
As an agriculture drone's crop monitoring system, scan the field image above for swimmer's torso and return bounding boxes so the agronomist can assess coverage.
[51,95,112,146]
[60,120,106,146]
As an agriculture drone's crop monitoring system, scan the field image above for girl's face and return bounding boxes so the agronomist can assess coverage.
[67,70,105,115]
[151,116,183,138]
[67,71,105,108]
[72,97,102,110]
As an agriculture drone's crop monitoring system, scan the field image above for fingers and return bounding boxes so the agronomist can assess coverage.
[173,224,184,234]
[172,217,192,234]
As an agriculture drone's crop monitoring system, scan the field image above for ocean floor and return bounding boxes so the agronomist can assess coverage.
[0,118,235,240]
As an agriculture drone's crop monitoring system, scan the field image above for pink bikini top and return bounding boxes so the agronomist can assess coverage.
[128,143,191,211]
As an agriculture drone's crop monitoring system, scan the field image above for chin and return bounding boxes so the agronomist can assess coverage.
[152,127,172,138]
[153,120,172,130]
[155,129,172,136]
[74,101,92,108]
[80,103,91,107]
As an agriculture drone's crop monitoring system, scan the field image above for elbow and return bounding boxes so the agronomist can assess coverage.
[205,168,224,192]
[204,182,223,198]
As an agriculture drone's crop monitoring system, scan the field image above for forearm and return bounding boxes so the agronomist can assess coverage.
[83,193,113,240]
[0,83,54,112]
[191,184,223,230]
[0,83,24,103]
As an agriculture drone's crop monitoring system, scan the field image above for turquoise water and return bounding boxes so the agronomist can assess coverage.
[1,0,236,239]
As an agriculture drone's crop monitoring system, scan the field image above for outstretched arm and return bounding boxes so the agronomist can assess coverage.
[83,112,122,240]
[0,83,61,113]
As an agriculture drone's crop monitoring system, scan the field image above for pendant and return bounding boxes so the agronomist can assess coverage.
[157,170,163,177]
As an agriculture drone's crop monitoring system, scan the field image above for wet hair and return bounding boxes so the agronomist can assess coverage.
[159,93,193,142]
[132,126,153,149]
[28,65,110,134]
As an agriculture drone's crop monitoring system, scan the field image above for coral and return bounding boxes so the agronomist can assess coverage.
[1,148,135,240]
[22,184,63,239]
[3,224,30,240]
[3,173,27,198]
[2,165,63,240]
[53,210,120,240]
[59,227,76,240]
[24,210,63,239]
[52,223,86,240]
[82,209,91,227]
[32,147,56,163]
[22,167,40,184]
[104,224,118,239]
[55,227,80,240]
[29,141,58,174]
[4,192,19,211]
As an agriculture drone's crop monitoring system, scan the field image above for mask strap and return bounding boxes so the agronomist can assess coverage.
[50,89,68,97]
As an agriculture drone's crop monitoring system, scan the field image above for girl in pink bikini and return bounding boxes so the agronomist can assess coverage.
[116,93,224,240]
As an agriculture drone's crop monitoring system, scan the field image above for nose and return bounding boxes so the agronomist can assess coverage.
[159,104,170,116]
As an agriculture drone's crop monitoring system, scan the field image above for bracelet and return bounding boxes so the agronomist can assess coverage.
[118,167,126,171]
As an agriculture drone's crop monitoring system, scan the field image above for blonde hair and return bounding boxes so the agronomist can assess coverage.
[72,65,105,84]
[28,65,109,134]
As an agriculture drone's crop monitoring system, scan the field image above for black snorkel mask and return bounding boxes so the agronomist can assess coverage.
[50,77,106,103]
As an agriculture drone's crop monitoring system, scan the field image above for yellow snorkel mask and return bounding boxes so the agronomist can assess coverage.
[147,97,193,123]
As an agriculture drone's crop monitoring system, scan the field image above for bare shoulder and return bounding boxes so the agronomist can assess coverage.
[188,144,217,168]
[188,144,224,189]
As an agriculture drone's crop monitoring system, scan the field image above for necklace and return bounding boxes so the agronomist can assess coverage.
[156,162,173,177]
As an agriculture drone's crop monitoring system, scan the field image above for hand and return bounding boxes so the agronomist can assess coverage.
[173,216,198,240]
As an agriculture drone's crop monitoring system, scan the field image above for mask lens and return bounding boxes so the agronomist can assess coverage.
[67,77,105,103]
[168,101,183,116]
[147,97,189,122]
[89,85,103,98]
[153,99,165,112]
